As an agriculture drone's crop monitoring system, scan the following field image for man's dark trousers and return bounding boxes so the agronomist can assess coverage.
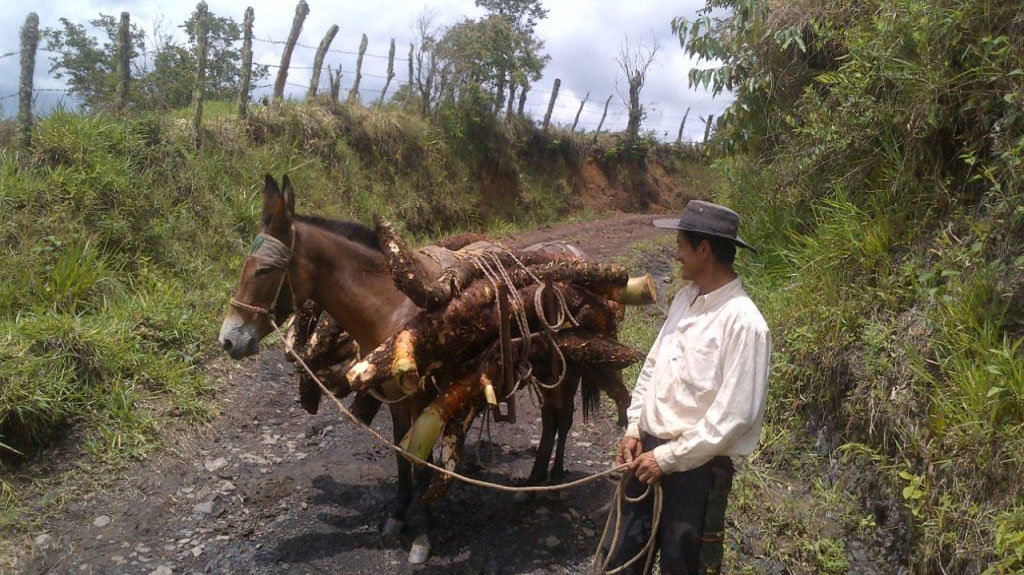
[601,435,735,575]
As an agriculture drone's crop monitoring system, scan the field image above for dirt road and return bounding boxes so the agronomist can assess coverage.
[17,214,674,575]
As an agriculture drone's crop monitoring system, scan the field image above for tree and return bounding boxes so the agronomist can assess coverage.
[616,35,660,141]
[474,0,549,115]
[141,7,269,110]
[430,9,548,117]
[43,15,146,110]
[44,9,268,111]
[410,10,440,115]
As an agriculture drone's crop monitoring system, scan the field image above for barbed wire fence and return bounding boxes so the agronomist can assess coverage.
[1,2,714,150]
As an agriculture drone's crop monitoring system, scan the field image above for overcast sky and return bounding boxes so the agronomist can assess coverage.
[0,1,733,141]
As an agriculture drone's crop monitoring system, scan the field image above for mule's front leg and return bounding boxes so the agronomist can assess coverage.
[408,456,435,564]
[383,419,415,540]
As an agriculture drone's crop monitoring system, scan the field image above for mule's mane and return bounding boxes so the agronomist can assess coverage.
[295,215,380,251]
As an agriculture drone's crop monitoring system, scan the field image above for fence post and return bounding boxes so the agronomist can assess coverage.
[237,7,254,121]
[406,43,414,110]
[18,12,39,150]
[542,78,560,130]
[703,114,714,145]
[348,34,368,103]
[676,107,690,144]
[273,0,310,103]
[307,24,338,99]
[378,38,396,104]
[593,94,612,141]
[191,2,209,150]
[327,65,342,103]
[571,91,589,133]
[115,12,131,112]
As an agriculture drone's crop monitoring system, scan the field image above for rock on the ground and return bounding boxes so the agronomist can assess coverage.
[33,533,52,549]
[193,501,214,515]
[149,566,173,575]
[204,458,228,473]
[92,515,111,528]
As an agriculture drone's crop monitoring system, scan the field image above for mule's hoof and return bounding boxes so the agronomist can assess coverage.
[381,517,404,539]
[513,490,534,504]
[408,534,431,564]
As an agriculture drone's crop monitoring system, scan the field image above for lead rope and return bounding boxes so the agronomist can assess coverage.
[593,473,664,575]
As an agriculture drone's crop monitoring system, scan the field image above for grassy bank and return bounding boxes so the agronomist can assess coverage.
[683,0,1024,572]
[0,99,704,531]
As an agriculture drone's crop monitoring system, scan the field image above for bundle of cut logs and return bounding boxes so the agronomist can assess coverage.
[285,216,656,481]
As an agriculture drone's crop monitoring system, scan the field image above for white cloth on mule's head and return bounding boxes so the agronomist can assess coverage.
[250,233,292,268]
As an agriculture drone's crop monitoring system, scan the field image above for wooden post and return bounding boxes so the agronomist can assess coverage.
[571,91,589,133]
[273,0,310,103]
[237,6,254,121]
[18,12,39,150]
[517,85,528,117]
[676,107,690,144]
[703,114,714,145]
[308,24,338,98]
[190,2,209,150]
[593,94,612,141]
[542,78,560,130]
[327,64,342,103]
[115,12,131,112]
[378,38,396,104]
[348,33,368,103]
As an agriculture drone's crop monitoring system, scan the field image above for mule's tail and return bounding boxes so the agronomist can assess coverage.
[579,366,631,427]
[580,367,602,425]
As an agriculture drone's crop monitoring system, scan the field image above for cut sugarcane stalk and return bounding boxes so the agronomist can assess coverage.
[348,281,627,393]
[391,330,420,395]
[375,215,561,310]
[482,374,497,406]
[590,274,658,306]
[399,368,486,461]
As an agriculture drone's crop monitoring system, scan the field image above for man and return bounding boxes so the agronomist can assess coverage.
[601,200,771,575]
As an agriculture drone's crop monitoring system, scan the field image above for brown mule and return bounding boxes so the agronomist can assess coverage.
[218,175,628,563]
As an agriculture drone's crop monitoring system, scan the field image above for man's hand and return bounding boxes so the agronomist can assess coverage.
[631,451,663,484]
[615,436,642,466]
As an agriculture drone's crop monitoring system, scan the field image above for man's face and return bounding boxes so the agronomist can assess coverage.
[675,232,705,281]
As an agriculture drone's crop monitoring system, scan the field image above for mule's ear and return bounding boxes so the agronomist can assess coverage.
[261,174,287,233]
[263,174,281,198]
[281,174,296,218]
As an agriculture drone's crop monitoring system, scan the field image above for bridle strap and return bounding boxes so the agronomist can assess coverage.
[229,227,297,318]
[230,297,271,316]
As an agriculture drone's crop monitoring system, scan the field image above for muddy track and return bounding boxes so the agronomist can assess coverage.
[16,214,674,575]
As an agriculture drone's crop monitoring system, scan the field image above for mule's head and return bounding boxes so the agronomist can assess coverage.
[219,174,297,359]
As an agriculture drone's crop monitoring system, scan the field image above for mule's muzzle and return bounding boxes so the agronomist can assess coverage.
[218,317,262,360]
[219,332,260,360]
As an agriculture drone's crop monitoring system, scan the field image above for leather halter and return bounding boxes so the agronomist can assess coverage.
[229,228,296,319]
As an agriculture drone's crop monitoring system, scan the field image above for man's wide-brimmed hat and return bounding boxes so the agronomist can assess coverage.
[653,200,755,251]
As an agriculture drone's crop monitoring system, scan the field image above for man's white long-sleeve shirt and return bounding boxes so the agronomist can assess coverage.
[625,277,770,474]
